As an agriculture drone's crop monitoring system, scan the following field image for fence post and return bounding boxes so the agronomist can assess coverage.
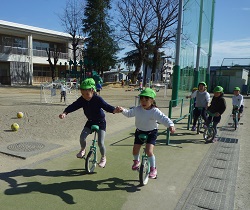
[187,98,193,130]
[166,99,174,145]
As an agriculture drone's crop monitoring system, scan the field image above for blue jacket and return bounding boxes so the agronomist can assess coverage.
[64,94,115,129]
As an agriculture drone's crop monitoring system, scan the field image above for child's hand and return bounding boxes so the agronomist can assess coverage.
[114,106,123,113]
[118,106,124,112]
[59,113,66,119]
[169,126,175,134]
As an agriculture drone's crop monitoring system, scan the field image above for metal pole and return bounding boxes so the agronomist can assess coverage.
[206,0,216,92]
[171,0,183,107]
[194,0,204,87]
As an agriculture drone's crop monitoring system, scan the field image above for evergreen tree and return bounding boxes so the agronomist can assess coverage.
[83,0,119,75]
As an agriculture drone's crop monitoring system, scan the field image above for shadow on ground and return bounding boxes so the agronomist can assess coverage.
[1,168,140,204]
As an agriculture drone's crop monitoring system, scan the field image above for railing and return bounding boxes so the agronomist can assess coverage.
[166,98,194,145]
[0,45,68,59]
[33,49,68,59]
[0,45,28,55]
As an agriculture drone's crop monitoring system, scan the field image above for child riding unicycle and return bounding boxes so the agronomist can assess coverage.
[117,88,175,179]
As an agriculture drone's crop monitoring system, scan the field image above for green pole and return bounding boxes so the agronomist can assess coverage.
[171,0,183,107]
[194,0,204,87]
[206,0,216,92]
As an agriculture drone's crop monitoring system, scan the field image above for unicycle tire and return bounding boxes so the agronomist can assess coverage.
[197,121,202,134]
[234,114,238,130]
[139,159,150,186]
[203,128,215,143]
[85,150,97,173]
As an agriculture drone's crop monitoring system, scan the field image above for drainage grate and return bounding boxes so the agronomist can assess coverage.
[7,142,45,152]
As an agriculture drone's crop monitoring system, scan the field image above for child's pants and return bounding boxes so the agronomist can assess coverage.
[80,127,106,156]
[206,116,221,136]
[193,107,207,126]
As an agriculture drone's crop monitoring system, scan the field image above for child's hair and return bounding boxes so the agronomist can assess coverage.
[152,100,157,107]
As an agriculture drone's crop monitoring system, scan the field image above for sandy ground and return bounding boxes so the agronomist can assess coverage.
[0,84,170,170]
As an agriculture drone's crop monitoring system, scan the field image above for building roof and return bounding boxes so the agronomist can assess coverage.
[0,19,71,42]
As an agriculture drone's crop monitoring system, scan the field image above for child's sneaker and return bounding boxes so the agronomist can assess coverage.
[132,160,140,170]
[98,157,106,168]
[191,126,196,131]
[149,167,157,179]
[76,149,85,158]
[212,138,218,143]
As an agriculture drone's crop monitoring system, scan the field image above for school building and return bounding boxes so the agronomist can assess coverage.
[0,20,82,85]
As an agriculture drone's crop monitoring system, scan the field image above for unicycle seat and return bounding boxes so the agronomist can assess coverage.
[138,134,148,143]
[91,125,99,132]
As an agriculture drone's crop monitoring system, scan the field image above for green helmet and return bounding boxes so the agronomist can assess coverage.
[138,88,156,99]
[234,87,240,91]
[213,86,223,93]
[80,78,96,90]
[198,81,207,87]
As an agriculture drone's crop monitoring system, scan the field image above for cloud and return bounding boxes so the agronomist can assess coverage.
[242,7,250,11]
[211,38,250,65]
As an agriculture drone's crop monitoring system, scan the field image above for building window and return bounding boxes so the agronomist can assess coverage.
[0,34,26,48]
[33,65,51,77]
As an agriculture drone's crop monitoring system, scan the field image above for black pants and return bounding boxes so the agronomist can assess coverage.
[193,107,207,126]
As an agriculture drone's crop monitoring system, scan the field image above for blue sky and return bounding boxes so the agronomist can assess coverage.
[1,0,250,66]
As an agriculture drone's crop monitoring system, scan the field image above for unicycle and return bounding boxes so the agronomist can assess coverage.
[138,134,151,186]
[233,105,239,130]
[203,111,216,143]
[85,125,99,173]
[228,105,243,130]
[196,107,204,134]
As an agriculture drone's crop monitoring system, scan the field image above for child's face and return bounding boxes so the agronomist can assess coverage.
[198,85,205,92]
[140,96,154,110]
[80,89,94,100]
[213,92,221,97]
[233,90,240,95]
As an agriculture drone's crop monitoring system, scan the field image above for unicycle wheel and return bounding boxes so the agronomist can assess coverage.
[85,150,97,173]
[197,121,202,134]
[203,128,215,143]
[139,159,150,186]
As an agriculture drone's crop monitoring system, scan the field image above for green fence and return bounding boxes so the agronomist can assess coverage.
[173,0,215,100]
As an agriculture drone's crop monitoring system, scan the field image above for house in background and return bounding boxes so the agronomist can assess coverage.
[103,71,127,82]
[0,20,83,85]
[210,65,249,94]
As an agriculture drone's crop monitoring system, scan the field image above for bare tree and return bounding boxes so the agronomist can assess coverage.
[117,0,155,82]
[59,0,85,76]
[148,0,178,80]
[46,48,60,81]
[117,0,178,82]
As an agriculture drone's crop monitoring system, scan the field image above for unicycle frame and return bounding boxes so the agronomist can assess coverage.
[196,107,204,134]
[233,105,239,130]
[203,111,216,143]
[138,134,150,186]
[85,125,99,174]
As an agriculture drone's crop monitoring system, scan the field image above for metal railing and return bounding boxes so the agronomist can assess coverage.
[166,98,194,145]
[0,45,28,55]
[0,45,68,59]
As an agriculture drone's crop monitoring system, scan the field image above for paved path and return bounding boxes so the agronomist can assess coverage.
[0,87,249,210]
